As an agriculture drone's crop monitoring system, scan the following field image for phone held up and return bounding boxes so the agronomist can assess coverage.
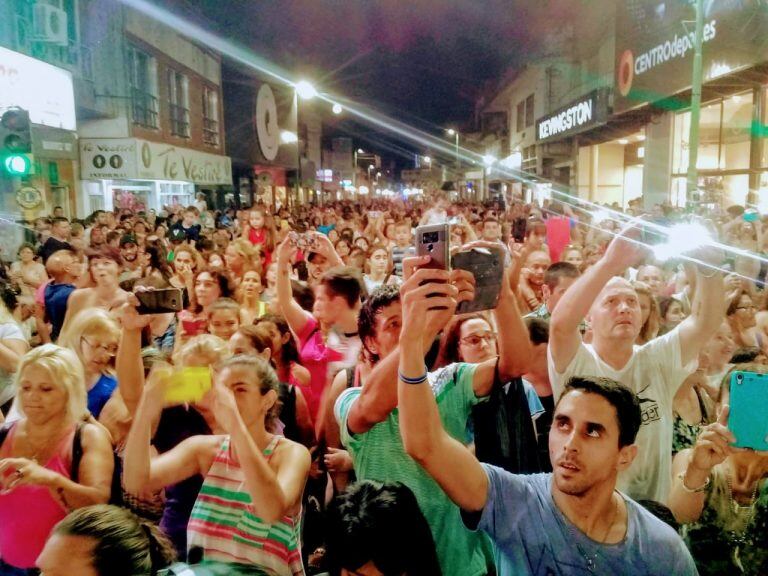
[415,223,450,271]
[728,371,768,451]
[135,287,186,315]
[156,366,213,404]
[451,248,504,313]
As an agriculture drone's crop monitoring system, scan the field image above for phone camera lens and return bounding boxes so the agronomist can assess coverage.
[427,244,434,253]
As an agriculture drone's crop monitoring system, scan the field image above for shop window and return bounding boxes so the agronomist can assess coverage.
[159,182,194,210]
[168,69,190,138]
[127,45,159,129]
[522,145,537,172]
[516,101,525,132]
[672,92,753,175]
[525,94,535,128]
[202,87,220,146]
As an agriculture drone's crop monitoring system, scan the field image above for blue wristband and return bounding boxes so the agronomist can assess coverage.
[399,370,429,385]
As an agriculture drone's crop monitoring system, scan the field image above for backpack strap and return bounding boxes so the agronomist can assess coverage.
[70,422,85,482]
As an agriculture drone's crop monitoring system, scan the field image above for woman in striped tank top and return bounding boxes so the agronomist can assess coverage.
[123,355,311,575]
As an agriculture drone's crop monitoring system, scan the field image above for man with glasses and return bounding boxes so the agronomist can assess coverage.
[335,249,531,576]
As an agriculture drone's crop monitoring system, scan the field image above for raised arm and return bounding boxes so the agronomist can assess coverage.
[276,237,313,337]
[116,297,152,417]
[213,384,310,523]
[397,273,488,513]
[550,223,647,373]
[676,247,725,367]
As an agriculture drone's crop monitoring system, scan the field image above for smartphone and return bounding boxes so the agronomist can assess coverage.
[451,248,505,313]
[135,288,185,315]
[164,367,213,404]
[728,371,768,451]
[415,223,450,271]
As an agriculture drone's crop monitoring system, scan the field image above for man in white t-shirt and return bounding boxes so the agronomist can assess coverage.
[548,224,724,503]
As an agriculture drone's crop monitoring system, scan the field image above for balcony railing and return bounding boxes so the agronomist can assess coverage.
[203,117,219,146]
[169,103,190,138]
[131,89,159,129]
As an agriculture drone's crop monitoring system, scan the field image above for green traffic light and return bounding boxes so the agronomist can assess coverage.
[4,154,30,175]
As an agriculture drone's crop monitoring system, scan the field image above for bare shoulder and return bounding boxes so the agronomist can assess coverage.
[79,421,112,450]
[272,436,311,469]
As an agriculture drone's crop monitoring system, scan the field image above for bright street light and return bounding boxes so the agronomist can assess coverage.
[295,80,318,100]
[357,148,364,154]
[447,128,456,136]
[280,130,298,144]
[483,155,497,166]
[423,156,431,164]
[332,103,343,115]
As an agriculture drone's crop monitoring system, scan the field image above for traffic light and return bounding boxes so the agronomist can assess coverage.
[0,108,32,176]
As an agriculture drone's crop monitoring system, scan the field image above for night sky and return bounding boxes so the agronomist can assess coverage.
[164,0,578,164]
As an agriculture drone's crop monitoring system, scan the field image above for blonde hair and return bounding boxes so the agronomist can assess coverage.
[58,308,121,369]
[229,238,263,275]
[173,333,231,367]
[12,344,87,421]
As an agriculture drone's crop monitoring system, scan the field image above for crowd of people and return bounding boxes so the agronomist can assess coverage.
[0,191,765,575]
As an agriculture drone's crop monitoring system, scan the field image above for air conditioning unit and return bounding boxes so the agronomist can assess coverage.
[32,3,68,46]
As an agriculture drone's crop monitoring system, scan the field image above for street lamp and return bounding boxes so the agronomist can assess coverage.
[293,80,317,206]
[295,80,318,100]
[332,103,343,115]
[280,130,298,144]
[423,155,431,166]
[446,128,460,174]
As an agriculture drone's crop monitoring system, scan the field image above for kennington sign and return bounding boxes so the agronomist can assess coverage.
[536,90,609,143]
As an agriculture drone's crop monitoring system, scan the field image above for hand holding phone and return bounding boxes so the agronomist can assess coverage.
[415,224,450,271]
[451,247,505,313]
[135,287,186,315]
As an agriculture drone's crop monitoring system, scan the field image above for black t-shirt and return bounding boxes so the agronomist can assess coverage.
[172,223,201,242]
[38,237,72,263]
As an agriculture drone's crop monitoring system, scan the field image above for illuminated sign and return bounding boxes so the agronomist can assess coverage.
[536,90,609,142]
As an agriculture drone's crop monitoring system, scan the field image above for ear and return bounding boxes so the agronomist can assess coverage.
[541,284,552,303]
[259,348,271,362]
[617,444,637,472]
[262,388,278,412]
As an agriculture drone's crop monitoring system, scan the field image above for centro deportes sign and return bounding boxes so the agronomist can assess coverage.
[536,90,609,143]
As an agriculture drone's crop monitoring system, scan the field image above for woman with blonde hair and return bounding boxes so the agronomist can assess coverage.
[58,309,121,421]
[124,354,310,574]
[225,238,263,288]
[633,281,660,345]
[0,345,114,574]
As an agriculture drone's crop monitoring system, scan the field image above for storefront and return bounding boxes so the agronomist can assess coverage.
[79,138,232,214]
[0,46,78,222]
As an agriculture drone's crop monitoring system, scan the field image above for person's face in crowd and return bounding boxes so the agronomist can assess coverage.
[328,229,340,243]
[368,248,389,276]
[384,222,396,241]
[637,292,651,326]
[584,248,602,268]
[733,293,757,328]
[543,275,578,314]
[228,331,256,356]
[250,210,265,229]
[314,284,348,323]
[562,249,584,271]
[258,321,285,357]
[705,322,737,369]
[355,237,370,252]
[208,253,225,271]
[367,301,402,360]
[307,253,329,281]
[53,207,64,218]
[224,244,244,270]
[636,266,664,296]
[174,250,195,273]
[35,219,50,233]
[335,240,351,258]
[90,257,118,283]
[458,318,497,364]
[81,331,118,374]
[121,242,138,263]
[209,309,240,341]
[664,301,685,326]
[155,225,167,240]
[265,262,278,288]
[526,227,546,250]
[36,532,99,576]
[550,390,636,497]
[525,251,551,287]
[53,220,71,240]
[90,226,105,247]
[588,280,642,342]
[482,221,501,242]
[394,225,411,247]
[18,364,68,424]
[19,246,34,263]
[241,270,263,297]
[183,210,196,227]
[220,364,277,428]
[97,212,109,227]
[195,272,221,309]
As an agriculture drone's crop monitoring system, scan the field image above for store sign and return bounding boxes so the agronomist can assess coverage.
[80,138,232,185]
[615,1,768,112]
[0,47,76,131]
[80,139,139,180]
[536,90,609,142]
[31,126,78,160]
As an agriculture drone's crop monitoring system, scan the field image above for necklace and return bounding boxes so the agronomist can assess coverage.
[726,469,762,572]
[554,491,620,573]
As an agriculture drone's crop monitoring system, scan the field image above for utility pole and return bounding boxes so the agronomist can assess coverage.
[685,0,705,206]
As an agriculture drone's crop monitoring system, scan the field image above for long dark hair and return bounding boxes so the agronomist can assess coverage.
[434,313,487,369]
[254,313,300,366]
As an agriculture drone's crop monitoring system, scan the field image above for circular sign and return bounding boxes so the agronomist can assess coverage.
[16,186,42,210]
[93,154,106,169]
[109,154,123,169]
[618,50,634,98]
[256,84,280,161]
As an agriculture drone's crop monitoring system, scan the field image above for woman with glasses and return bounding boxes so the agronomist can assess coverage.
[0,345,114,576]
[726,291,761,351]
[58,309,121,422]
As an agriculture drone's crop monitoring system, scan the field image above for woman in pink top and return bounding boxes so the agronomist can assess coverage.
[275,236,363,424]
[0,345,114,574]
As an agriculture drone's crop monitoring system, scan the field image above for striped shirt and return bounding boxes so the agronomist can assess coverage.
[187,435,304,575]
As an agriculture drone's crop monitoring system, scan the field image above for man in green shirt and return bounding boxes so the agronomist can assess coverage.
[335,249,531,576]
